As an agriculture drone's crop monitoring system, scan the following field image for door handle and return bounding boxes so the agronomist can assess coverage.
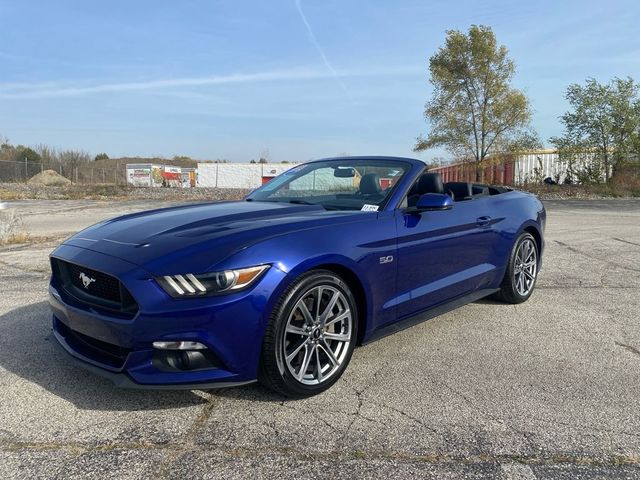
[476,216,492,226]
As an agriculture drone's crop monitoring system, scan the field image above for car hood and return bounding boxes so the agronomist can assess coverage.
[62,201,366,275]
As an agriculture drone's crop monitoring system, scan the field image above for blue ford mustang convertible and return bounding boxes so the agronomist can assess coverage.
[49,156,545,397]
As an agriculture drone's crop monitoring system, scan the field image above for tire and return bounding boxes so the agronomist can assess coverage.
[494,232,539,304]
[259,270,358,398]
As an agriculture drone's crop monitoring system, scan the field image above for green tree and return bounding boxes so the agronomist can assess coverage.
[415,25,536,181]
[550,77,640,182]
[94,153,109,161]
[0,142,17,161]
[16,146,42,164]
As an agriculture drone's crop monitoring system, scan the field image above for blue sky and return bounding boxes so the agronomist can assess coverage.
[1,0,639,162]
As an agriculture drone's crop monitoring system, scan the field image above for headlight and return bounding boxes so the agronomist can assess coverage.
[157,265,269,297]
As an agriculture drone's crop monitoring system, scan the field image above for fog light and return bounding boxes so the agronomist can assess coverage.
[152,341,207,350]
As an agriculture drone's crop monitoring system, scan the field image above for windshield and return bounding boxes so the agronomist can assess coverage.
[247,159,411,211]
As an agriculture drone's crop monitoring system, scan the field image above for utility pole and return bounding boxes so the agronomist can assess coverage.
[24,157,28,183]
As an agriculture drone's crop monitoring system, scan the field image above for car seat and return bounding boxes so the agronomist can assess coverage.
[407,173,445,207]
[359,173,382,196]
[444,182,473,201]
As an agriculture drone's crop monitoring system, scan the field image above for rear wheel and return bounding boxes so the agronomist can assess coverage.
[259,270,358,397]
[494,232,539,304]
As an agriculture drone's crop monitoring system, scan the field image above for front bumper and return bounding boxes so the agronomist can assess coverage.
[49,243,286,389]
[50,325,255,390]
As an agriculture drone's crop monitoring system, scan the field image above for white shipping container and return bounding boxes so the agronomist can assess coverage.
[196,163,299,188]
[514,151,566,184]
[217,164,263,189]
[513,150,607,185]
[197,163,218,187]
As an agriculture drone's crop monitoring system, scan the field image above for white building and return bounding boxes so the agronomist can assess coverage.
[196,163,295,188]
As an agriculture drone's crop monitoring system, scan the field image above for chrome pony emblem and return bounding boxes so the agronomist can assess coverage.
[79,272,96,289]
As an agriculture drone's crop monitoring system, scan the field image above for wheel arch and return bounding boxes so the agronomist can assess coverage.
[278,255,371,346]
[522,224,543,260]
[311,263,368,345]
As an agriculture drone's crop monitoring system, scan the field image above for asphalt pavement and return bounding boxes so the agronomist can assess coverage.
[0,198,639,479]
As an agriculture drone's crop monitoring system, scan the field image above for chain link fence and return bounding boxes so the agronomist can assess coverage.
[0,159,127,185]
[0,159,45,182]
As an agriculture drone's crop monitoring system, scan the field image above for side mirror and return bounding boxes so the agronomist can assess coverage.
[407,193,453,213]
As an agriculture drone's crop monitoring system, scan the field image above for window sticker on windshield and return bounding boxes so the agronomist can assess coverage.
[361,204,379,212]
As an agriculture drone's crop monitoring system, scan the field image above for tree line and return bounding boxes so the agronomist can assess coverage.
[0,138,112,179]
[0,139,291,177]
[415,25,640,183]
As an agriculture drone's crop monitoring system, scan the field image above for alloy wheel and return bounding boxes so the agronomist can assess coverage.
[283,285,353,385]
[513,238,537,296]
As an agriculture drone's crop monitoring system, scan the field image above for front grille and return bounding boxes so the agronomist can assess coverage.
[51,258,138,317]
[66,262,121,303]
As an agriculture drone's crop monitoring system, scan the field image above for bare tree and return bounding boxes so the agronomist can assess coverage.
[59,149,91,180]
[34,144,60,171]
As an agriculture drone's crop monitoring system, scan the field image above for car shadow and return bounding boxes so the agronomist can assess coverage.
[213,382,292,403]
[473,297,504,306]
[0,301,216,411]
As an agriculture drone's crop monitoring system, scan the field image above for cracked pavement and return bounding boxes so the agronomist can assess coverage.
[0,198,639,479]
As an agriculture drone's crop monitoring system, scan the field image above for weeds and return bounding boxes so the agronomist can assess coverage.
[0,209,30,245]
[0,188,24,200]
[0,183,250,202]
[521,170,640,199]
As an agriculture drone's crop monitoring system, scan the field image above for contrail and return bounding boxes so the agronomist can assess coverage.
[0,69,333,100]
[295,0,350,96]
[0,65,421,100]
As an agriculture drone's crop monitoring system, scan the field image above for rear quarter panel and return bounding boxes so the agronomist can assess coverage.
[483,191,545,287]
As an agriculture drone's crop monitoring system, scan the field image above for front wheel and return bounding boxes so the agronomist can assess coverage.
[259,270,358,397]
[494,232,539,304]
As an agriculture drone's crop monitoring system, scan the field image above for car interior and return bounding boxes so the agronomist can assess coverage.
[358,173,384,198]
[406,172,511,207]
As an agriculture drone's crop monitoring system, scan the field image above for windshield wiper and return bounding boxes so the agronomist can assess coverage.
[287,199,316,205]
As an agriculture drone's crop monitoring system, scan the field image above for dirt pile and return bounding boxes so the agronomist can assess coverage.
[27,170,72,186]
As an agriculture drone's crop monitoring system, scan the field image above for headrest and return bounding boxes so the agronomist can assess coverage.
[417,173,444,195]
[445,182,473,200]
[359,173,382,195]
